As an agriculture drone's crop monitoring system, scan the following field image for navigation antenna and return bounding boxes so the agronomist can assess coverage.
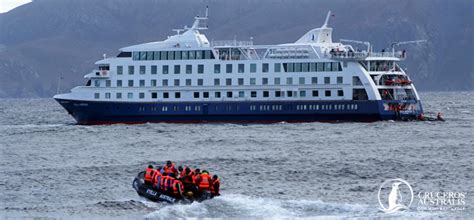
[322,11,332,28]
[190,6,209,30]
[391,40,427,53]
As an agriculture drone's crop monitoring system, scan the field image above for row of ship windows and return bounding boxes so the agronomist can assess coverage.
[113,62,342,75]
[124,103,359,112]
[94,76,345,87]
[94,90,344,100]
[132,50,215,61]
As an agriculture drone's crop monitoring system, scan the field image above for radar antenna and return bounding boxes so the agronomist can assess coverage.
[190,6,209,30]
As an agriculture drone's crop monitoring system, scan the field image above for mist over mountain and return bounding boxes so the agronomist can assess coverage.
[0,0,472,98]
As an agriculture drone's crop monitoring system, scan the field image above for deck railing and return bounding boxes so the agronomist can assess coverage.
[211,40,253,47]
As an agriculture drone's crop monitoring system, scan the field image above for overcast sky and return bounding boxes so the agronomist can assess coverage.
[0,0,32,13]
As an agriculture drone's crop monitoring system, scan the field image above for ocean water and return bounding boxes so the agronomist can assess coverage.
[0,91,472,219]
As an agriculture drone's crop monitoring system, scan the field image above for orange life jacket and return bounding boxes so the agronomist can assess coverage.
[144,168,155,183]
[210,178,220,194]
[163,163,176,176]
[160,176,175,192]
[192,173,201,185]
[151,171,162,186]
[182,170,194,184]
[199,173,211,190]
[172,180,184,195]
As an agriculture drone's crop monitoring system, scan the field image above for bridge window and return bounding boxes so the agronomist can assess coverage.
[189,51,195,59]
[299,77,305,85]
[310,63,317,72]
[294,63,302,72]
[302,63,309,72]
[182,51,188,59]
[196,50,203,59]
[262,63,269,72]
[140,52,147,60]
[238,64,244,73]
[168,51,174,60]
[198,64,204,74]
[251,91,257,98]
[117,66,123,75]
[204,50,212,59]
[300,91,306,97]
[160,51,167,60]
[274,63,281,72]
[154,51,160,60]
[250,63,257,73]
[186,65,192,74]
[175,51,181,60]
[174,65,180,74]
[147,52,153,60]
[133,52,139,60]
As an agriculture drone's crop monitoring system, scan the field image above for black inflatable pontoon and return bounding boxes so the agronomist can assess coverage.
[132,171,211,204]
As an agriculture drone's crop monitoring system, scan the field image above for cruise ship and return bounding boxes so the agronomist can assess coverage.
[54,10,424,124]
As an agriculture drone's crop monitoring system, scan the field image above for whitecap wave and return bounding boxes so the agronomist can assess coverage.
[143,194,372,219]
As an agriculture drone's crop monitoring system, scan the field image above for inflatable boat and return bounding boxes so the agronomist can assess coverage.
[132,171,211,204]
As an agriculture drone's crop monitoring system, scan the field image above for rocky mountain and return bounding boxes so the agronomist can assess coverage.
[0,0,472,98]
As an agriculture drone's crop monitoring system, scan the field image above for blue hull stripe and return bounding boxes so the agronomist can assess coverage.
[55,99,423,125]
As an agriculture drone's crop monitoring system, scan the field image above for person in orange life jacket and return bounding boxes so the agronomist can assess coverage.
[144,165,155,185]
[177,166,184,179]
[151,166,162,186]
[163,160,178,177]
[159,172,171,192]
[180,167,194,185]
[171,179,185,198]
[192,169,202,185]
[198,170,212,191]
[152,169,163,189]
[210,175,220,197]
